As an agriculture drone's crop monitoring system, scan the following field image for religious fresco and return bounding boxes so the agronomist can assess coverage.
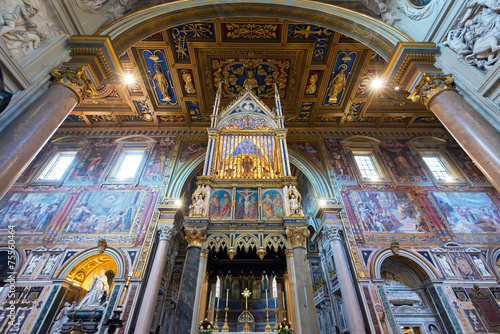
[62,191,144,234]
[296,172,315,217]
[289,142,322,166]
[379,139,427,183]
[68,138,116,183]
[234,188,259,220]
[177,142,207,169]
[323,138,355,181]
[0,192,67,232]
[208,189,232,220]
[447,142,487,183]
[142,137,176,182]
[15,145,52,184]
[349,191,428,233]
[430,192,500,233]
[261,189,285,219]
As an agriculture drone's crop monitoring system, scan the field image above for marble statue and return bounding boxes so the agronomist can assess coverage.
[76,0,110,14]
[50,302,78,334]
[305,73,318,94]
[444,0,500,70]
[472,256,492,276]
[79,270,110,307]
[40,255,58,276]
[328,65,347,103]
[181,70,196,94]
[429,324,441,334]
[24,254,41,275]
[152,64,171,102]
[437,254,455,277]
[189,185,208,217]
[107,0,131,20]
[287,186,304,216]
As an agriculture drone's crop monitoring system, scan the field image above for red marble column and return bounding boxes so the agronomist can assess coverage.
[0,84,79,199]
[427,89,500,191]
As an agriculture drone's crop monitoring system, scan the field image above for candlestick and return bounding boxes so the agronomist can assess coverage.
[266,289,268,308]
[265,307,272,332]
[226,288,229,307]
[222,307,229,332]
[214,308,220,331]
[282,291,285,310]
[274,307,279,331]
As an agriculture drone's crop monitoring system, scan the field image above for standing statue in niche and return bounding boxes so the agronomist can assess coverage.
[437,254,455,277]
[243,70,259,92]
[305,73,318,94]
[79,270,110,307]
[181,70,196,94]
[328,65,347,103]
[472,256,492,276]
[189,185,208,217]
[287,186,304,216]
[152,64,172,102]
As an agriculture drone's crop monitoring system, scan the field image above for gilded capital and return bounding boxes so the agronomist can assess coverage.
[50,67,97,102]
[184,228,207,247]
[159,225,177,241]
[408,73,455,106]
[286,227,310,248]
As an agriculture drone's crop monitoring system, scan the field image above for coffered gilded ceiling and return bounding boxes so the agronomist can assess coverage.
[63,19,440,130]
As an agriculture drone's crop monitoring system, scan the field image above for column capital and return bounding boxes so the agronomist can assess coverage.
[50,67,97,102]
[159,225,177,241]
[323,225,342,241]
[286,226,310,248]
[284,248,294,258]
[184,227,208,247]
[408,73,456,106]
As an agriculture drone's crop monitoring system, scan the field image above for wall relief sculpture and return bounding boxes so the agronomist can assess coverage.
[75,0,110,14]
[396,0,445,20]
[0,0,63,59]
[444,0,500,71]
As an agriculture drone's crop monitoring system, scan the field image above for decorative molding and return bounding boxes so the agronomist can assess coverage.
[286,226,310,248]
[50,67,97,102]
[159,225,178,241]
[184,228,207,247]
[408,73,455,106]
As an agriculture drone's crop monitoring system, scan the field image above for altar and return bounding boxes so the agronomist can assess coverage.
[213,332,271,334]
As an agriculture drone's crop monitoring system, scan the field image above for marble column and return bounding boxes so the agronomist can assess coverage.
[286,226,320,334]
[0,67,95,199]
[284,249,298,327]
[172,226,207,334]
[324,226,365,334]
[191,249,209,334]
[134,225,177,334]
[427,87,500,191]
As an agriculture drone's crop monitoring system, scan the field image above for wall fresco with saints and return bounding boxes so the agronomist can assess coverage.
[379,139,427,183]
[261,189,285,219]
[430,192,500,234]
[208,189,232,220]
[348,190,429,233]
[235,188,259,220]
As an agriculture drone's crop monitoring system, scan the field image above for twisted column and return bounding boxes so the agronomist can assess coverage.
[324,226,365,334]
[134,225,177,334]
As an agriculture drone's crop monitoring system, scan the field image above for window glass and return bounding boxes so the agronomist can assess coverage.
[422,156,450,179]
[39,153,76,181]
[354,155,379,179]
[115,152,144,180]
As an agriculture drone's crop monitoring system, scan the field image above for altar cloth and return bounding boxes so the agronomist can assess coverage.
[212,332,271,334]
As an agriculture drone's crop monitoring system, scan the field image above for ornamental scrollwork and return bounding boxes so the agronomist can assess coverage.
[408,73,455,106]
[50,67,97,102]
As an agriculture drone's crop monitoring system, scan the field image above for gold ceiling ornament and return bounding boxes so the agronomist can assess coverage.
[184,228,207,247]
[224,115,268,130]
[390,240,400,255]
[226,23,278,39]
[286,227,310,248]
[327,64,347,103]
[408,73,455,106]
[97,238,108,254]
[50,67,97,102]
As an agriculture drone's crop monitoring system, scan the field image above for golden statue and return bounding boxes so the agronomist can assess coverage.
[152,64,171,102]
[305,72,318,94]
[328,64,347,103]
[243,70,259,91]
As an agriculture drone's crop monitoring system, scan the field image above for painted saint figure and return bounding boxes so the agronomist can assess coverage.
[274,193,285,217]
[248,196,258,219]
[235,196,245,219]
[209,194,220,219]
[219,193,231,218]
[262,193,274,218]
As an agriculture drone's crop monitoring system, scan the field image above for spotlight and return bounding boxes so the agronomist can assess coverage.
[319,199,327,207]
[371,78,384,89]
[123,73,135,85]
[174,199,183,208]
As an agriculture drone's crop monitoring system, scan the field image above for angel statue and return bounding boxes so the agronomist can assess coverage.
[288,186,304,216]
[78,270,110,307]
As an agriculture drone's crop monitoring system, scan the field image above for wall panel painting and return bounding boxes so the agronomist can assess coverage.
[379,139,427,182]
[350,191,428,233]
[209,189,232,220]
[62,191,144,234]
[68,139,116,183]
[0,192,67,232]
[235,188,258,220]
[261,189,285,219]
[177,142,207,169]
[323,138,355,181]
[142,137,176,182]
[290,142,322,165]
[430,192,500,233]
